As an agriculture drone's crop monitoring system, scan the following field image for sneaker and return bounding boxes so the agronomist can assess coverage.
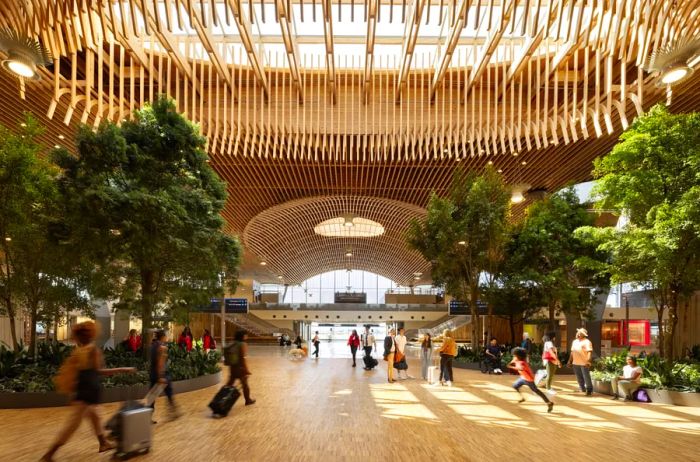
[446,381,452,387]
[546,389,557,396]
[585,391,593,396]
[518,398,526,403]
[547,402,554,413]
[245,399,256,406]
[611,395,619,400]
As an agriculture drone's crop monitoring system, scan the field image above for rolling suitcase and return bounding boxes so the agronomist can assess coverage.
[363,354,378,370]
[208,385,241,417]
[116,407,153,458]
[428,357,440,384]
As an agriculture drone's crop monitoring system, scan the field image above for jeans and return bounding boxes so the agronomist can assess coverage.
[421,348,432,379]
[573,364,593,393]
[350,346,358,365]
[611,378,641,399]
[363,346,373,358]
[313,342,319,357]
[513,378,550,403]
[439,354,454,382]
[545,361,558,390]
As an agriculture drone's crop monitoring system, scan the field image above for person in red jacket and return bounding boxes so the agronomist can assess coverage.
[126,329,141,353]
[178,327,193,352]
[202,329,216,352]
[347,329,361,367]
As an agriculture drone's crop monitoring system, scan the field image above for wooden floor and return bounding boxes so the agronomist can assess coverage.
[3,345,700,462]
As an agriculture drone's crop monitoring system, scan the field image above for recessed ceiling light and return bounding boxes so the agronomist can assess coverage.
[277,275,283,280]
[457,241,466,245]
[4,236,11,242]
[513,152,519,156]
[57,134,65,140]
[497,169,503,173]
[20,122,26,127]
[487,160,493,165]
[259,261,267,266]
[521,161,527,165]
[414,276,421,280]
[345,250,353,257]
[54,144,60,149]
[413,272,422,276]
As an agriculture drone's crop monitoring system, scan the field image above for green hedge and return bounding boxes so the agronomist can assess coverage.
[592,349,700,392]
[0,341,221,393]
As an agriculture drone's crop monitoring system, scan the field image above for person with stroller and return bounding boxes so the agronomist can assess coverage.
[42,322,136,461]
[484,337,503,374]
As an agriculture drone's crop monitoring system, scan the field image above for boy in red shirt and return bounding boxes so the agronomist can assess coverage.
[508,347,554,413]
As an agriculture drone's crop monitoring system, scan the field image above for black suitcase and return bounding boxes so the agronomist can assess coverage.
[363,355,378,370]
[208,386,240,417]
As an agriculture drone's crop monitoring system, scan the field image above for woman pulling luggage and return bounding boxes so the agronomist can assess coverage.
[42,322,136,461]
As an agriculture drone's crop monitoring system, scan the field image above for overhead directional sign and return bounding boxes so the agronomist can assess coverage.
[202,298,249,314]
[449,300,487,316]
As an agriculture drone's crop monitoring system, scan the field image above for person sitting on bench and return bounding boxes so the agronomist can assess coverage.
[611,355,643,401]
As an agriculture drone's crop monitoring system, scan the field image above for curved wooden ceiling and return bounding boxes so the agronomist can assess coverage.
[243,195,430,285]
[0,1,699,284]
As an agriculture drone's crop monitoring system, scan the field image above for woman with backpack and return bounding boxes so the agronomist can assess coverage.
[42,322,136,461]
[225,330,256,406]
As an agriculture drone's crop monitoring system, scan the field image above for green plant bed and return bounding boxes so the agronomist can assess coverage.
[0,341,221,393]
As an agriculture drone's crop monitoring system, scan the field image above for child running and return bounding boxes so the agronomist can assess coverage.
[508,347,554,413]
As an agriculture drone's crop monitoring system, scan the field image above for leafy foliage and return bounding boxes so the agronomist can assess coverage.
[408,166,510,346]
[53,97,242,348]
[0,341,220,393]
[587,104,700,359]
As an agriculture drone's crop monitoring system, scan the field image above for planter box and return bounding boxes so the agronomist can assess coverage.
[592,381,700,406]
[0,371,221,409]
[593,379,615,396]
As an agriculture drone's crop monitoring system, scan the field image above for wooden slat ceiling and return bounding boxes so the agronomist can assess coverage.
[1,1,699,285]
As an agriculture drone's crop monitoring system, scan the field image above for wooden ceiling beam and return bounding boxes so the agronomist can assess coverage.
[186,3,235,94]
[321,0,336,103]
[363,0,378,103]
[395,0,428,102]
[276,0,304,103]
[225,0,270,101]
[429,0,472,102]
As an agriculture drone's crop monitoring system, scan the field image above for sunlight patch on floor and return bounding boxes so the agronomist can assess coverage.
[448,404,531,429]
[370,383,438,421]
[333,389,353,395]
[421,385,486,403]
[533,404,628,433]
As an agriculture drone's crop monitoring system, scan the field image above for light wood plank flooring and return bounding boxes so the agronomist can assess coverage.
[2,345,700,462]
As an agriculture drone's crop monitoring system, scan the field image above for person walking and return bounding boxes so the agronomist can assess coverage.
[508,347,554,413]
[202,328,216,352]
[362,326,376,360]
[224,330,256,406]
[42,322,136,461]
[542,332,561,395]
[347,329,361,367]
[420,333,433,380]
[438,329,457,386]
[312,331,320,358]
[568,328,594,395]
[383,328,397,383]
[611,355,643,401]
[150,330,182,422]
[394,327,413,379]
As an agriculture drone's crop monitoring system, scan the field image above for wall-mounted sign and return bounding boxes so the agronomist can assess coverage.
[449,300,487,316]
[201,298,249,314]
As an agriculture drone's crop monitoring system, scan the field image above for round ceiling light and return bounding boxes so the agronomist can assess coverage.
[314,216,385,238]
[3,53,36,79]
[0,29,51,81]
[511,183,530,204]
[659,64,692,85]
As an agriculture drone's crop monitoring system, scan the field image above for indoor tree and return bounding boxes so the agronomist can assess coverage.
[54,96,242,357]
[507,187,609,334]
[407,166,510,348]
[587,104,700,359]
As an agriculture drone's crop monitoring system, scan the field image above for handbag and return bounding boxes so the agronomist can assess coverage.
[394,350,404,363]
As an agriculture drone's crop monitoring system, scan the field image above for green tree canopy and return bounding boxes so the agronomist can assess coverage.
[507,187,609,332]
[587,104,700,359]
[407,166,510,347]
[54,97,242,353]
[0,115,91,352]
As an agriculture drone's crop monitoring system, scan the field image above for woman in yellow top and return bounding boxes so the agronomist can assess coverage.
[438,329,457,386]
[42,322,135,461]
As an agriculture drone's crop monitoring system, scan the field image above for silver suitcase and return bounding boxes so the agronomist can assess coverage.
[117,406,153,457]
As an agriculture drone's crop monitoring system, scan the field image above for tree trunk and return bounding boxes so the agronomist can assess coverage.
[141,269,156,360]
[3,296,19,351]
[548,299,557,332]
[486,302,494,345]
[29,303,38,357]
[53,315,59,342]
[469,286,480,351]
[655,305,666,359]
[665,292,680,360]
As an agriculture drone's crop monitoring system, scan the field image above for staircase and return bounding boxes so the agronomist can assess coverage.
[417,315,471,338]
[221,313,294,337]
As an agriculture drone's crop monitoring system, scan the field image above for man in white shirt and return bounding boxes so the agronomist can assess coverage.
[394,328,414,380]
[362,327,375,357]
[611,355,643,401]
